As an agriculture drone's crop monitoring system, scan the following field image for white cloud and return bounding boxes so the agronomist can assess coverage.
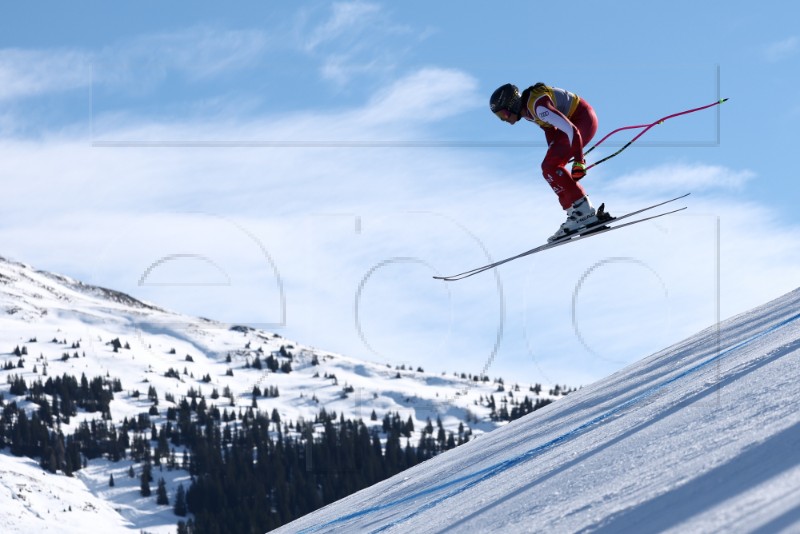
[361,68,481,124]
[303,1,383,52]
[0,26,269,104]
[84,67,481,145]
[296,1,419,87]
[320,54,389,87]
[605,163,755,195]
[95,26,270,91]
[764,36,799,62]
[0,48,91,102]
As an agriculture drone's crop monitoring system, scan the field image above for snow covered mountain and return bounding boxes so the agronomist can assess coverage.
[277,287,800,533]
[0,255,556,532]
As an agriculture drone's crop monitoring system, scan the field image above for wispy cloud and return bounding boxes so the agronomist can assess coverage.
[0,48,91,102]
[319,54,390,87]
[86,67,481,145]
[763,36,799,62]
[2,6,431,129]
[362,68,480,124]
[0,26,270,104]
[605,163,755,195]
[296,1,418,86]
[97,26,270,88]
[303,1,384,52]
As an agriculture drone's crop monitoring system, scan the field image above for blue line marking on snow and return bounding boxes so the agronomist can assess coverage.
[299,310,800,533]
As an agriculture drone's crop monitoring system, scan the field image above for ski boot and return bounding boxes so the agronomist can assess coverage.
[548,196,612,243]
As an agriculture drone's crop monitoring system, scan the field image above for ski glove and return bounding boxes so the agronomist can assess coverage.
[571,161,587,181]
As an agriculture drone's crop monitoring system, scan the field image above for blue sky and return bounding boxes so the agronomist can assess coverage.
[1,1,798,386]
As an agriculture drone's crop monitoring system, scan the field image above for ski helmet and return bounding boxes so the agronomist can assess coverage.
[490,83,521,115]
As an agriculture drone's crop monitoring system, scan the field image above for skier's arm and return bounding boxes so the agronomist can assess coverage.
[532,96,584,159]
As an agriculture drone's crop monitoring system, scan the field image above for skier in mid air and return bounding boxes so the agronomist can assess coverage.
[434,89,721,281]
[490,83,611,242]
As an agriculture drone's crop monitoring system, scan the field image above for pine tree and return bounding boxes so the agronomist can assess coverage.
[156,478,169,505]
[109,473,115,487]
[174,483,188,517]
[140,462,152,497]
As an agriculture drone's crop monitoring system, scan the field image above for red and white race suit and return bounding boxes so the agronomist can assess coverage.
[521,83,598,209]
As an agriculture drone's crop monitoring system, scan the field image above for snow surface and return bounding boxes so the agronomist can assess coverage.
[0,451,133,533]
[276,288,800,533]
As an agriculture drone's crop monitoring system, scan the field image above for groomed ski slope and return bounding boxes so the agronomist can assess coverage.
[278,288,800,533]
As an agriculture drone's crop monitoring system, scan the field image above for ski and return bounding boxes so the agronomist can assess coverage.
[434,194,689,282]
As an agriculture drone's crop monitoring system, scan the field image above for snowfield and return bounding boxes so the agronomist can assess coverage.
[277,288,800,533]
[0,451,132,533]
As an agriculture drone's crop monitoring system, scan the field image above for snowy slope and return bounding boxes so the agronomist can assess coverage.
[0,451,134,533]
[0,255,550,532]
[277,288,800,533]
[0,255,519,440]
